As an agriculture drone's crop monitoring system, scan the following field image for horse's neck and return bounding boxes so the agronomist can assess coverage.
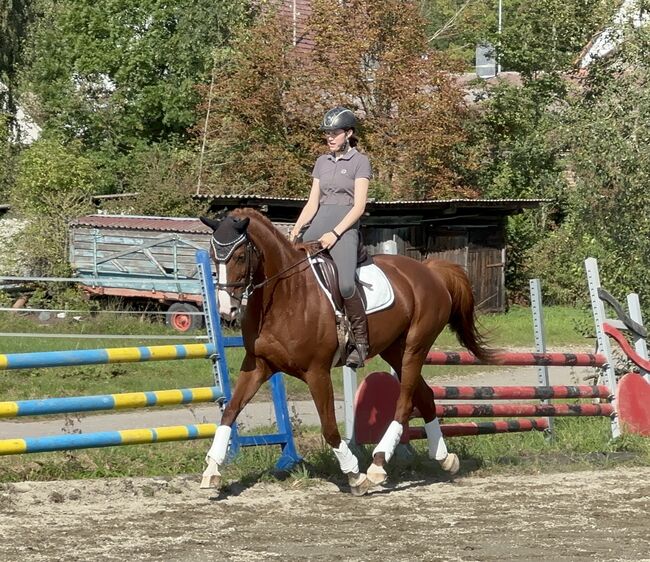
[249,223,298,278]
[243,221,302,334]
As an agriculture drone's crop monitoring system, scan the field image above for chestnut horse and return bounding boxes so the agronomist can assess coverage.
[200,209,491,495]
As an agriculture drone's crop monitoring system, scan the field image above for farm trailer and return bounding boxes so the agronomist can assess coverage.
[68,214,214,332]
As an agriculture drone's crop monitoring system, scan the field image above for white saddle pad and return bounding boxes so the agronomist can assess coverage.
[309,258,395,315]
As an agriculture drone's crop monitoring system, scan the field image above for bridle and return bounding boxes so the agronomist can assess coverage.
[210,234,259,307]
[210,234,326,308]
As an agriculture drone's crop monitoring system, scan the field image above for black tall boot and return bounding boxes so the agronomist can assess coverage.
[343,289,368,368]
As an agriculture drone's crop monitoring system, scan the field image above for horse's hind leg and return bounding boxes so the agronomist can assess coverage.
[305,368,371,496]
[412,376,459,474]
[365,348,424,485]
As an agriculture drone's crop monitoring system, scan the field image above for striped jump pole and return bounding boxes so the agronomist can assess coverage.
[0,387,223,419]
[425,351,607,367]
[409,418,550,439]
[0,423,218,455]
[0,420,296,456]
[429,385,610,401]
[434,402,614,418]
[0,343,217,370]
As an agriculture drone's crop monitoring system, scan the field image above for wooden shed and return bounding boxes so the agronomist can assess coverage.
[197,195,548,312]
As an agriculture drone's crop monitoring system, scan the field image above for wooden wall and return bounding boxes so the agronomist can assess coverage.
[69,226,209,281]
[362,222,506,312]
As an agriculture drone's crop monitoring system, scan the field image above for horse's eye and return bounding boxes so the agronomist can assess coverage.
[236,254,245,263]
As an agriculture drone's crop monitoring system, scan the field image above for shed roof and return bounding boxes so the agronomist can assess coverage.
[195,193,550,215]
[69,215,211,234]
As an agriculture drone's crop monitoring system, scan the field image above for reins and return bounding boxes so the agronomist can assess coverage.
[247,245,327,294]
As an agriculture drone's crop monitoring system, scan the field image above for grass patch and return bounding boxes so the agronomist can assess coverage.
[2,418,649,486]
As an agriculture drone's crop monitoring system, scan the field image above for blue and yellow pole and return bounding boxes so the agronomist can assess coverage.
[0,386,223,419]
[0,423,218,455]
[0,343,216,370]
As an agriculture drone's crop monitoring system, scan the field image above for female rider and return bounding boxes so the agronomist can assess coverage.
[289,106,372,368]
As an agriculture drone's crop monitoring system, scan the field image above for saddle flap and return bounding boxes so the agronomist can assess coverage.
[308,255,394,316]
[312,254,344,312]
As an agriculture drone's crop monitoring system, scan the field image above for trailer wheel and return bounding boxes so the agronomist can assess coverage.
[165,303,203,332]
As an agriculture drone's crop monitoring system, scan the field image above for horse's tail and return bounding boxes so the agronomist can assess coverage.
[425,259,494,363]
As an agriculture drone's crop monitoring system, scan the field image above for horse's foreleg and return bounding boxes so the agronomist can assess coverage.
[200,355,272,489]
[305,370,370,496]
[412,376,459,475]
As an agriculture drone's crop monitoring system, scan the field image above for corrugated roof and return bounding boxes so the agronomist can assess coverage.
[194,193,551,208]
[69,215,212,233]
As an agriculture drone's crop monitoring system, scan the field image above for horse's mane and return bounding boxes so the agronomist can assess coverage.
[231,207,296,253]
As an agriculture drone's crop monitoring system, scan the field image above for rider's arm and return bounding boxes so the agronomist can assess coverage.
[290,178,320,240]
[331,177,369,237]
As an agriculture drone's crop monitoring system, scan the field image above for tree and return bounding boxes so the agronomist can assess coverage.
[530,26,650,311]
[496,0,616,77]
[419,0,494,64]
[463,0,616,299]
[199,0,473,200]
[19,0,251,194]
[0,0,33,111]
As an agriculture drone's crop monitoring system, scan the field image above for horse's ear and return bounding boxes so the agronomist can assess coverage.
[233,217,250,233]
[200,216,221,231]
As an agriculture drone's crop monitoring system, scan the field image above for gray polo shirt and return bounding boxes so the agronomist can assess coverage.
[312,148,372,206]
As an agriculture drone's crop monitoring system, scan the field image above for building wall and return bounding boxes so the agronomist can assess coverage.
[362,222,506,312]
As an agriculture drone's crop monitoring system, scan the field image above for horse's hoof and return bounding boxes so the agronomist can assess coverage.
[348,473,371,497]
[366,463,388,486]
[200,474,222,489]
[439,453,460,475]
[200,458,222,489]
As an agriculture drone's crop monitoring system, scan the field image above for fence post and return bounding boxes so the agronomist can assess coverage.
[529,279,553,440]
[626,293,650,383]
[585,258,620,438]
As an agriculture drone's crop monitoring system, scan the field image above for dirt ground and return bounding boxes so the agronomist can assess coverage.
[1,466,650,561]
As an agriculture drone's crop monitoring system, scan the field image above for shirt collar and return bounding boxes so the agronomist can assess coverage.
[327,147,358,162]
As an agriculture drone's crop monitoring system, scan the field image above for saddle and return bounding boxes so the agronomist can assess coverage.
[301,237,395,368]
[311,247,370,313]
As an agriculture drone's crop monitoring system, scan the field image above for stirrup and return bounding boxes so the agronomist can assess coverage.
[346,344,367,368]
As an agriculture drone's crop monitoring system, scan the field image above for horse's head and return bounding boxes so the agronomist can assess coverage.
[200,214,260,321]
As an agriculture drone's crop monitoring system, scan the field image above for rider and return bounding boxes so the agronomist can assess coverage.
[289,106,372,368]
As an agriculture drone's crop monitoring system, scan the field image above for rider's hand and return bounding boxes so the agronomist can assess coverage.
[288,230,299,243]
[319,231,339,250]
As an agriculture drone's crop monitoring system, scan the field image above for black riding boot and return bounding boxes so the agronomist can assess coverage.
[343,289,368,368]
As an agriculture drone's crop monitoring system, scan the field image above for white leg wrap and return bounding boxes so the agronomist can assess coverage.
[206,425,232,464]
[333,441,359,474]
[372,421,403,463]
[424,418,448,460]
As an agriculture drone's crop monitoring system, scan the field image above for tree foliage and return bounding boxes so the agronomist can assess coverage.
[497,0,616,77]
[19,0,250,194]
[0,0,33,104]
[11,137,98,274]
[200,0,473,200]
[530,26,650,311]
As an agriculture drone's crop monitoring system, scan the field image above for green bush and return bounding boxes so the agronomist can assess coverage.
[10,137,97,276]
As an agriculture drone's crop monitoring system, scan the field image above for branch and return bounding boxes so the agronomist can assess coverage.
[428,0,473,43]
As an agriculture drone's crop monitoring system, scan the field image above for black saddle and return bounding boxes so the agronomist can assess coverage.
[310,254,369,313]
[298,227,371,311]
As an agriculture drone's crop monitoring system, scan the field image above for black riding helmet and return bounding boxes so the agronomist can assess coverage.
[320,106,357,131]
